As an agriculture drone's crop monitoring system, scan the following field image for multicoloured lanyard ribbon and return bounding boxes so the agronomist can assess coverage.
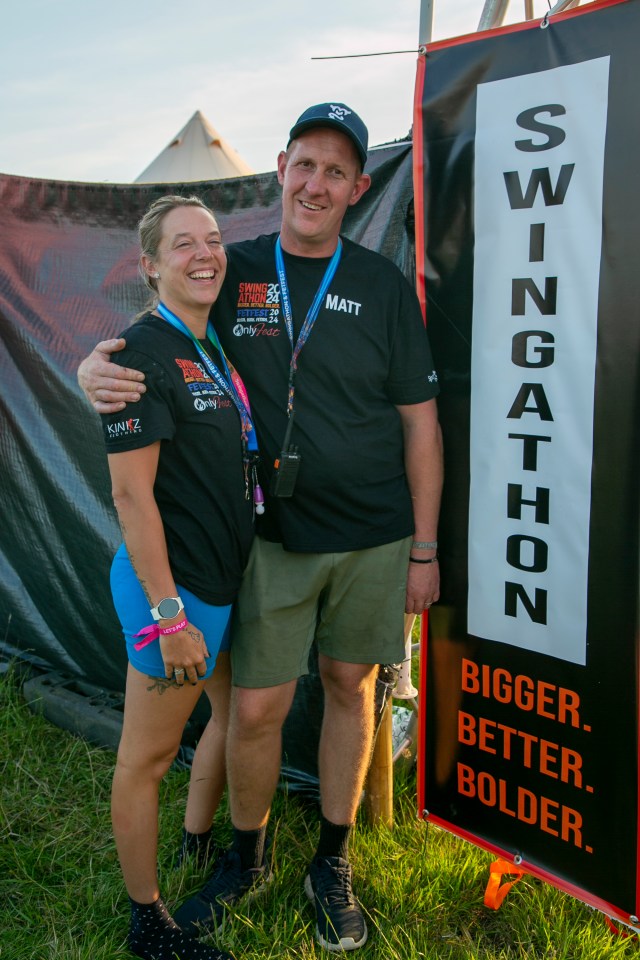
[156,301,257,452]
[274,236,342,417]
[156,302,264,512]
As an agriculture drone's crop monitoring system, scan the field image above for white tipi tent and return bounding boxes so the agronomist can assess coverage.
[135,110,254,183]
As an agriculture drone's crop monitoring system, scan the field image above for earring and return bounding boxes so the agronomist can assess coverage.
[152,273,160,279]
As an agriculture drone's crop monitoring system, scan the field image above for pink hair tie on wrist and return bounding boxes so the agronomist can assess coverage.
[133,618,188,651]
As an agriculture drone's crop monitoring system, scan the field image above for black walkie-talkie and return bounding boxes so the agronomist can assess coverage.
[270,412,301,498]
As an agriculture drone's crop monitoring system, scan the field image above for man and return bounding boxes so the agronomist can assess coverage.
[79,103,442,951]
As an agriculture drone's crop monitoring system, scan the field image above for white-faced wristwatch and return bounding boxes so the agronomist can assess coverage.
[150,596,185,621]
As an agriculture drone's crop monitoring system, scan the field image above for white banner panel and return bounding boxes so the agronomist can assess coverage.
[468,57,610,665]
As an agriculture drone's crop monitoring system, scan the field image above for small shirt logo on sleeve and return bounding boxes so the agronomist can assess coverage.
[106,417,142,439]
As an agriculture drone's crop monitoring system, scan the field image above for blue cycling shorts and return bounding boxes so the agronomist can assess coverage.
[110,543,231,679]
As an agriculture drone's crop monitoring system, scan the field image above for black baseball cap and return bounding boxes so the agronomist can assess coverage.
[288,103,369,168]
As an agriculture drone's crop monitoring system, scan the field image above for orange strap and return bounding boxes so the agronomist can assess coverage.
[484,858,526,910]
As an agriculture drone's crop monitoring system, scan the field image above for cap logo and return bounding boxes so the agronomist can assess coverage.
[328,105,352,123]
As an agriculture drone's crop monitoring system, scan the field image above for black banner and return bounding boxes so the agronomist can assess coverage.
[0,145,415,787]
[415,0,640,924]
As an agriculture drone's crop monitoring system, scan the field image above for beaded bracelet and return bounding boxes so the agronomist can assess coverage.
[412,540,438,550]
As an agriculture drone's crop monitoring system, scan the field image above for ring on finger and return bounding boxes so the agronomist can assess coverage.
[174,667,185,676]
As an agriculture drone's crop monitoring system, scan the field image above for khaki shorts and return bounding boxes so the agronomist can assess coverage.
[230,536,412,688]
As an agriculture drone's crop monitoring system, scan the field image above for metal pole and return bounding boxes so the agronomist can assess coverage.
[418,0,434,44]
[478,0,511,30]
[548,0,582,13]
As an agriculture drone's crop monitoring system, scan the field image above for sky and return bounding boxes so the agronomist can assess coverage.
[1,0,559,183]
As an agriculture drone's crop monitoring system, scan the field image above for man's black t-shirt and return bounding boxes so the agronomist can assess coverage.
[101,315,254,604]
[213,233,439,553]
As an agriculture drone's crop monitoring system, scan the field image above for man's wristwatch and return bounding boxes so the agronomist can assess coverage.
[150,596,185,622]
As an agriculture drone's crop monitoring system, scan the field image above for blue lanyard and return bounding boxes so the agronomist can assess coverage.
[275,236,342,417]
[156,302,258,453]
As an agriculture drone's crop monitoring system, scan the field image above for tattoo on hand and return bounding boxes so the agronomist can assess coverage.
[186,627,202,645]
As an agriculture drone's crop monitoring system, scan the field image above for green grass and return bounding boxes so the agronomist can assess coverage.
[0,666,636,960]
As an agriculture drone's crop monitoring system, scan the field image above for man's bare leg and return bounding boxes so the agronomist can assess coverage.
[305,657,376,952]
[226,680,298,829]
[317,657,378,826]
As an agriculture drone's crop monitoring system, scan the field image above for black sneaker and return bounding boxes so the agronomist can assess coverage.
[304,856,368,952]
[128,900,235,960]
[174,848,270,937]
[129,925,235,960]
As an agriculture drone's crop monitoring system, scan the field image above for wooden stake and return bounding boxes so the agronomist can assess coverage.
[364,613,418,827]
[364,695,394,827]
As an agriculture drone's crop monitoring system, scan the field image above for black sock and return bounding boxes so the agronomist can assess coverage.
[128,895,232,960]
[231,824,267,871]
[179,827,214,868]
[315,815,353,862]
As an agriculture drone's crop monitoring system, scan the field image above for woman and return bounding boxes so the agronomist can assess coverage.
[101,195,257,960]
